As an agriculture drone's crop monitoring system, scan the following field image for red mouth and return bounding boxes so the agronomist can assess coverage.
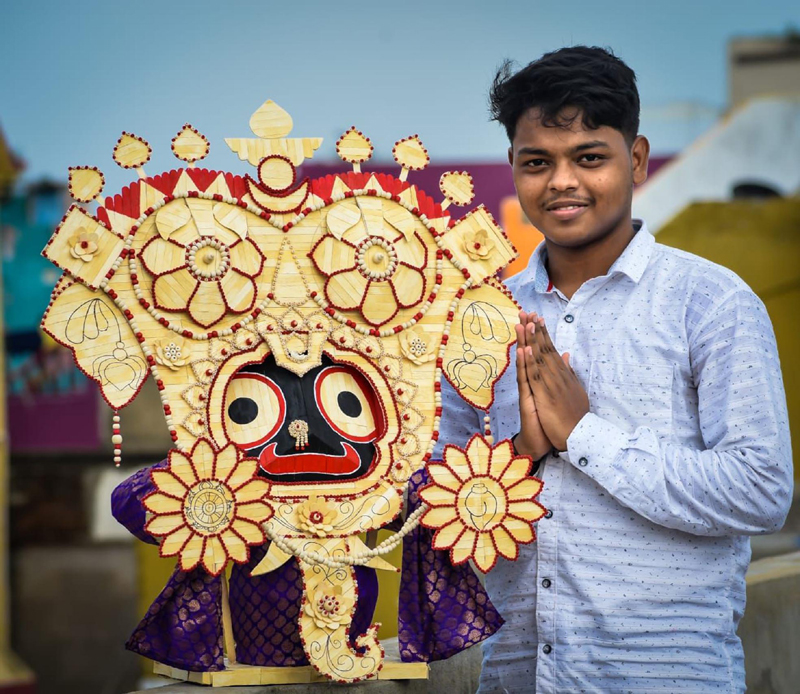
[258,442,362,476]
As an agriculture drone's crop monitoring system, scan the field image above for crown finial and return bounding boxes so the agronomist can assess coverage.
[392,135,429,181]
[336,127,373,173]
[113,132,151,179]
[226,100,322,167]
[249,100,293,139]
[68,166,105,205]
[171,124,210,166]
[439,171,475,210]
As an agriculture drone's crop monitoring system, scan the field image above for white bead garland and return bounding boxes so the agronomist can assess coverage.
[263,502,429,569]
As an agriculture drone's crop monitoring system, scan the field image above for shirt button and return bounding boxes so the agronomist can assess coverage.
[578,457,588,467]
[564,314,574,323]
[542,644,552,654]
[541,578,551,588]
[544,509,553,519]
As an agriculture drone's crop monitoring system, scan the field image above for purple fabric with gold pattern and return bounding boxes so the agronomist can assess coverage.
[111,462,165,546]
[126,566,225,671]
[229,545,378,666]
[398,468,504,662]
[111,462,379,671]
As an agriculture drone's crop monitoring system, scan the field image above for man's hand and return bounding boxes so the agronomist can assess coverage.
[515,311,553,460]
[523,316,590,452]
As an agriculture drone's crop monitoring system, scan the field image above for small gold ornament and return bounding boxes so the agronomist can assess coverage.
[288,419,309,450]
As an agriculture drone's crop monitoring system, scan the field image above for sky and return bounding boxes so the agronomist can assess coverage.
[2,0,799,192]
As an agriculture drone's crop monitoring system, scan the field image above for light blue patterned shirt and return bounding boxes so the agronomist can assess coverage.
[434,221,793,693]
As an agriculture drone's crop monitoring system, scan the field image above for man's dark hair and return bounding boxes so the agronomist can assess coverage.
[489,46,640,145]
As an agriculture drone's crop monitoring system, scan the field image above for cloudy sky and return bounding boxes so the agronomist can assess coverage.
[2,0,799,191]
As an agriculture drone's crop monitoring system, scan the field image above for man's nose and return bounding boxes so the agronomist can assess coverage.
[548,160,579,192]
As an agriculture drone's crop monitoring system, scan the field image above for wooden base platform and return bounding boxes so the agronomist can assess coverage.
[153,638,429,686]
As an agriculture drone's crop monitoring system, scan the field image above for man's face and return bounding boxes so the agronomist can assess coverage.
[508,108,649,249]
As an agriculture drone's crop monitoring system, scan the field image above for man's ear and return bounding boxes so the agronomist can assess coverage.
[507,146,514,167]
[631,135,650,186]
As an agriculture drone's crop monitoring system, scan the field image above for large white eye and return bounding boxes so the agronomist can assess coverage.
[314,366,381,443]
[225,373,285,450]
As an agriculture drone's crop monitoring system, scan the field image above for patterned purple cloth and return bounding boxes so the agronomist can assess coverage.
[110,462,166,545]
[127,566,225,671]
[398,468,504,662]
[111,462,499,671]
[229,546,378,666]
[111,462,379,671]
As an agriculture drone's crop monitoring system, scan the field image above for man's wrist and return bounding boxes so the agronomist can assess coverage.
[512,432,552,464]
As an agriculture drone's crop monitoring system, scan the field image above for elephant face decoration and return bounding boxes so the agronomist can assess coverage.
[41,100,546,684]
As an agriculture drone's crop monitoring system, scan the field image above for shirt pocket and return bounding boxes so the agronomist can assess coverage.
[588,359,674,434]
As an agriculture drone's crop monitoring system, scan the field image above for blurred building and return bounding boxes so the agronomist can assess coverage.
[729,30,800,108]
[0,163,151,693]
[0,127,36,693]
[631,31,800,478]
[0,128,22,198]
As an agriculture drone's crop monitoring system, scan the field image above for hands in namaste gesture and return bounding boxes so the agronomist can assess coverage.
[514,311,590,457]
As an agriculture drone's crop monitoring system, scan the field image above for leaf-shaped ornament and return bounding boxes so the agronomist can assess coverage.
[171,124,210,163]
[113,132,152,169]
[440,171,475,206]
[68,167,105,203]
[42,281,148,408]
[249,100,293,139]
[441,280,518,410]
[392,135,429,172]
[336,127,373,165]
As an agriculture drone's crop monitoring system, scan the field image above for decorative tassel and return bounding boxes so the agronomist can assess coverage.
[483,415,493,446]
[112,410,122,466]
[288,419,309,450]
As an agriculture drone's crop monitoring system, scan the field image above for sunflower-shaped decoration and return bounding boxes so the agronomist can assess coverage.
[139,198,265,328]
[419,435,546,572]
[143,439,273,575]
[310,197,428,326]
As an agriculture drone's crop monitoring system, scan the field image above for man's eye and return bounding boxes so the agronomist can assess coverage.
[525,159,547,168]
[580,154,604,163]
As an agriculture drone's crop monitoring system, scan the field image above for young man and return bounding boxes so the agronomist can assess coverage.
[434,46,792,693]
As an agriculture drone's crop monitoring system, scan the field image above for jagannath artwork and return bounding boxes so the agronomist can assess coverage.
[40,99,546,685]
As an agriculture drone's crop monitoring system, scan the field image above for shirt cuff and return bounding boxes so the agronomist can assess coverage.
[566,412,630,474]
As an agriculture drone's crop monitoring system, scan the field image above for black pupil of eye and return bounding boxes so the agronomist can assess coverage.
[338,391,362,418]
[229,397,259,425]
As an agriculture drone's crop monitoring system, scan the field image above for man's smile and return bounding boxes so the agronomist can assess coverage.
[544,199,591,221]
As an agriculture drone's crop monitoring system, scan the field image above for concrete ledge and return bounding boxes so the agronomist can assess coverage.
[130,643,481,693]
[740,550,800,694]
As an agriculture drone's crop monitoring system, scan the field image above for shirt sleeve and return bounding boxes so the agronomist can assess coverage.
[432,379,483,461]
[565,288,793,536]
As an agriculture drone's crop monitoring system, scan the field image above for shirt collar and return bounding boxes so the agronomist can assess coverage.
[526,219,654,294]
